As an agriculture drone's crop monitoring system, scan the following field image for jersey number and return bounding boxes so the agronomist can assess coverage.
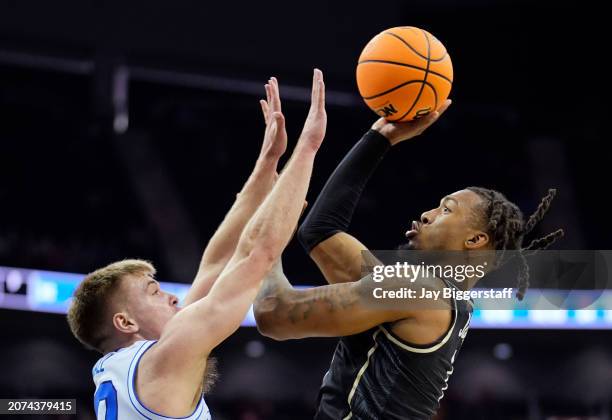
[94,381,118,420]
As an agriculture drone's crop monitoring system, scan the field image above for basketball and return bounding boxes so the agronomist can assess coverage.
[356,26,453,122]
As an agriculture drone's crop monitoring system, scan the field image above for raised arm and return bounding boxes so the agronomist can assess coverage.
[138,70,327,415]
[296,128,390,284]
[297,100,452,285]
[169,69,325,351]
[183,78,287,305]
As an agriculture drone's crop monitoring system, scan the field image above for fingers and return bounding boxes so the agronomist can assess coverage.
[271,111,285,132]
[260,99,269,125]
[309,68,325,114]
[265,83,271,105]
[262,77,282,125]
[310,69,319,108]
[427,111,441,124]
[317,71,325,112]
[265,112,285,143]
[413,112,440,132]
[413,98,452,129]
[425,99,451,124]
[264,83,273,124]
[437,99,452,116]
[296,69,327,148]
[269,77,282,113]
[259,77,289,160]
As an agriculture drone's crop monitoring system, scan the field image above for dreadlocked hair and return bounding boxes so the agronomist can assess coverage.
[466,187,564,301]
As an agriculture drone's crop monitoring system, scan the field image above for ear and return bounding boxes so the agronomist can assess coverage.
[112,312,139,335]
[465,231,490,249]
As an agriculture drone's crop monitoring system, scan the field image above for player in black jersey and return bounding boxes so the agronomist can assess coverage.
[253,99,564,419]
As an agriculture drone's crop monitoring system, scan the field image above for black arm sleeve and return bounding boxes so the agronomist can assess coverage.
[297,129,391,253]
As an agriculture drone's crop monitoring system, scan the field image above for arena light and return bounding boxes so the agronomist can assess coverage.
[1,265,611,329]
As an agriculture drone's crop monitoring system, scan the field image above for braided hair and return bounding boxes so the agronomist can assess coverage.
[466,187,564,300]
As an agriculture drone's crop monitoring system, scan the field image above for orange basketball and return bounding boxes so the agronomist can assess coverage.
[356,27,453,122]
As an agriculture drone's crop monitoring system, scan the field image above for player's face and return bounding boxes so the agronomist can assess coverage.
[404,189,487,250]
[120,271,180,340]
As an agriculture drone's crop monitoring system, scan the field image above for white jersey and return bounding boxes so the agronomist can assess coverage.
[92,340,211,420]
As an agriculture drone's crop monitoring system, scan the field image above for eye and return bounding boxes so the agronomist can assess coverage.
[153,289,160,295]
[443,206,451,213]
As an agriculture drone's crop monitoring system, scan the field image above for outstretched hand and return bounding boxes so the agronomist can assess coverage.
[372,99,452,146]
[298,69,327,152]
[259,77,288,161]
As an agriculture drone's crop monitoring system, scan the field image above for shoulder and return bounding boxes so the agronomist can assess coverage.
[387,278,455,351]
[93,340,153,379]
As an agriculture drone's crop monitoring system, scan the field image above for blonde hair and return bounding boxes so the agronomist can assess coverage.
[67,259,155,353]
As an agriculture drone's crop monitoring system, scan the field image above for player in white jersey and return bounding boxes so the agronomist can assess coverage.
[67,70,327,419]
[91,339,212,420]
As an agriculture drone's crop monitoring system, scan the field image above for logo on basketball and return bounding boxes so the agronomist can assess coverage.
[376,104,398,117]
[413,108,432,119]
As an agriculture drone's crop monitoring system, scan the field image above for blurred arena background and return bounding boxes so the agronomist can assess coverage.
[0,0,610,419]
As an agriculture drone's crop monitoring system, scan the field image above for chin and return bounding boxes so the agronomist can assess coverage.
[397,240,420,250]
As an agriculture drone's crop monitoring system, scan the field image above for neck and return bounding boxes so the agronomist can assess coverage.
[102,334,145,355]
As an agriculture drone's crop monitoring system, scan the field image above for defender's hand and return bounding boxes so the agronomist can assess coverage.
[259,77,287,161]
[372,99,452,146]
[298,69,327,152]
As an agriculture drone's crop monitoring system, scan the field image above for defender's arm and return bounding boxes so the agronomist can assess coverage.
[137,70,327,416]
[183,78,286,305]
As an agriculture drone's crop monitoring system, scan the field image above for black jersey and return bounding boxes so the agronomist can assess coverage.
[314,280,473,420]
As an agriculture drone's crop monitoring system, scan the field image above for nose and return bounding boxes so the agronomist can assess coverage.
[169,294,179,307]
[421,211,434,225]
